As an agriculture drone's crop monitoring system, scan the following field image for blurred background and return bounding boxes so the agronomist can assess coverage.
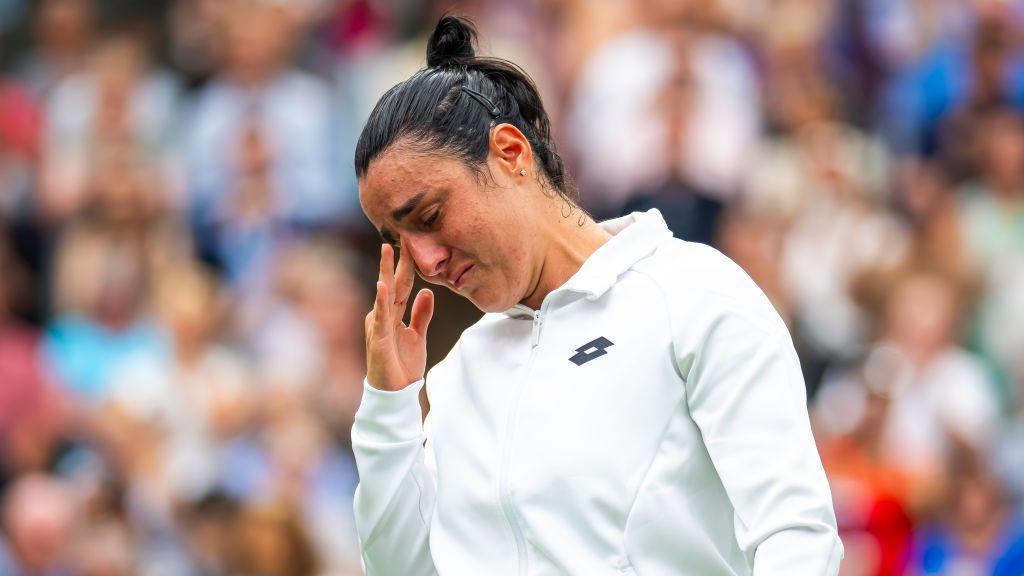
[0,0,1023,574]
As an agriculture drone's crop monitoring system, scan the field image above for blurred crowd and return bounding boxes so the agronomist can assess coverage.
[0,0,1023,574]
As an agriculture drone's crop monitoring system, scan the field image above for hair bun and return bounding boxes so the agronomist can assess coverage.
[426,15,477,67]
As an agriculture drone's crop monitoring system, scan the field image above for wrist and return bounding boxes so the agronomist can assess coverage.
[366,373,423,392]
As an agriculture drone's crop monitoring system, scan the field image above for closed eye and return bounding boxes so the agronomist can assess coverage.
[423,210,440,228]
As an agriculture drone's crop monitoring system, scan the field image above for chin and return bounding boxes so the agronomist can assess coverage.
[463,286,513,314]
[467,294,503,314]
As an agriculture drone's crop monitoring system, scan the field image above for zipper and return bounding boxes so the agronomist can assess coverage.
[498,305,546,575]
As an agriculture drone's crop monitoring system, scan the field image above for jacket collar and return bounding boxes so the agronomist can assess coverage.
[503,208,673,317]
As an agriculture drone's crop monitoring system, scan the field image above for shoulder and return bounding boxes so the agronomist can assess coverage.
[630,238,785,337]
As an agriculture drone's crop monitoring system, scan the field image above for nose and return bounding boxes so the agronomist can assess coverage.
[402,234,449,279]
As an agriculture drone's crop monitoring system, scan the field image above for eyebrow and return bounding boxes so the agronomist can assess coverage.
[391,190,428,222]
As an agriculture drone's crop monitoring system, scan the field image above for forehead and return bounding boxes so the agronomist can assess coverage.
[358,147,475,222]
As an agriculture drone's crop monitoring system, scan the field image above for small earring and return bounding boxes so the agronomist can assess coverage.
[519,168,527,177]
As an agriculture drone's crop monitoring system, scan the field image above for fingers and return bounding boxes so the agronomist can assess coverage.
[381,242,418,324]
[379,243,396,303]
[371,280,391,338]
[409,288,434,337]
[394,242,415,316]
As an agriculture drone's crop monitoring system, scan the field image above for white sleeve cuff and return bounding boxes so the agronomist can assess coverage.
[353,378,426,445]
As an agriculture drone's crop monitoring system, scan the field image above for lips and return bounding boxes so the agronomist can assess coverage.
[452,264,473,289]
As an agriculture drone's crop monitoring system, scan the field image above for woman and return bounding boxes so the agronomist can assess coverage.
[352,16,843,575]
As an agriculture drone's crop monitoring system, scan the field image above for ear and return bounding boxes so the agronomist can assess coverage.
[489,123,533,178]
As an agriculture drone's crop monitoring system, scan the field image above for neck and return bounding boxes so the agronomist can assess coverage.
[518,203,613,310]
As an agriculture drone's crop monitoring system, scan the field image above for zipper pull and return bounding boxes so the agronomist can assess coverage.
[531,312,543,347]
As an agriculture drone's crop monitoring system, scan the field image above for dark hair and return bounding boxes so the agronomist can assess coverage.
[354,16,575,204]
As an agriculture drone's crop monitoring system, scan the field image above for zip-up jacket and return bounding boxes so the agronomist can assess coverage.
[352,208,844,575]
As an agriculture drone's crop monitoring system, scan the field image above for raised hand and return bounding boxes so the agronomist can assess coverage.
[365,243,435,391]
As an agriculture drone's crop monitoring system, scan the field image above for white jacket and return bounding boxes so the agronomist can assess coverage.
[352,209,843,575]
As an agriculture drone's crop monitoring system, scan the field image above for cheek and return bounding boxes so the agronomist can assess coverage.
[467,223,523,271]
[482,232,534,301]
[443,200,534,304]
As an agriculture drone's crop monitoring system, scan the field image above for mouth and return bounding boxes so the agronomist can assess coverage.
[451,264,473,289]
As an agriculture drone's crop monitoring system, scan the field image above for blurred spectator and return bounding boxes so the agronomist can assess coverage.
[230,502,320,576]
[179,491,239,576]
[0,473,80,575]
[816,269,1001,519]
[262,408,360,574]
[774,121,906,378]
[183,0,354,285]
[910,449,1024,575]
[751,0,842,127]
[958,109,1024,400]
[816,348,916,576]
[226,239,365,573]
[241,245,326,395]
[13,0,97,97]
[39,33,183,224]
[868,0,974,153]
[892,159,978,292]
[748,40,903,378]
[0,77,42,220]
[0,235,66,484]
[566,0,760,214]
[879,0,1024,165]
[167,0,230,88]
[278,238,367,435]
[36,137,192,410]
[619,28,724,245]
[78,139,190,263]
[42,223,168,405]
[871,268,999,467]
[102,261,250,507]
[939,7,1024,173]
[534,0,636,100]
[958,109,1024,274]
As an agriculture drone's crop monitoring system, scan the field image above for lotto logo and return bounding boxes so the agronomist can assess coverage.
[569,337,615,366]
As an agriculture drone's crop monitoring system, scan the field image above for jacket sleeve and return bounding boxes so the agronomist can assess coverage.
[679,298,844,575]
[351,378,439,576]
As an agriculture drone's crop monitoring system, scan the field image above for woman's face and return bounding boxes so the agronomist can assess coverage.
[359,145,537,313]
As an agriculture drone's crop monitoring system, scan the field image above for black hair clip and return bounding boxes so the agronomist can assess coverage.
[460,86,501,118]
